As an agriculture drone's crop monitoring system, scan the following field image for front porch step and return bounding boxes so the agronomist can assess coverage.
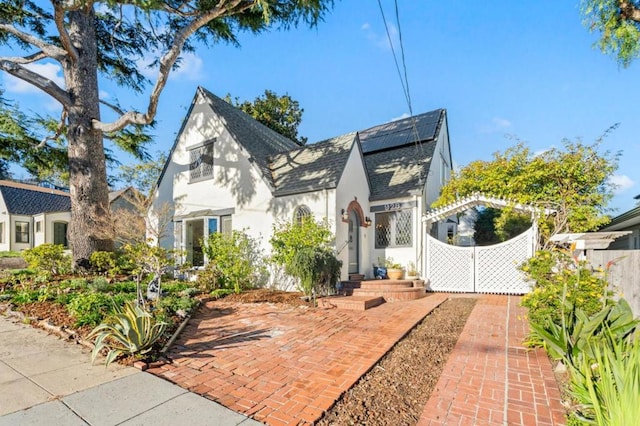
[316,295,384,311]
[352,286,427,302]
[348,273,365,281]
[358,279,415,290]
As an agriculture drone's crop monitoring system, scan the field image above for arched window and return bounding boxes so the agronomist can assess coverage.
[293,205,312,224]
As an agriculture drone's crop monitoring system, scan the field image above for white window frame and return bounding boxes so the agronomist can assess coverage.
[15,221,29,244]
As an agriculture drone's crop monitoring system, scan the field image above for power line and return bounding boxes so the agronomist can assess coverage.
[377,0,424,154]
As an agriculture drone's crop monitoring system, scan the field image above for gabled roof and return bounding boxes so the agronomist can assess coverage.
[360,109,445,201]
[269,132,357,196]
[199,88,301,189]
[0,180,71,215]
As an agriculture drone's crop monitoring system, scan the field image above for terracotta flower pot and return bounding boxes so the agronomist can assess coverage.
[387,268,405,280]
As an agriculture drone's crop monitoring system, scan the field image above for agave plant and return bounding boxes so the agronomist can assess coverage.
[87,301,167,366]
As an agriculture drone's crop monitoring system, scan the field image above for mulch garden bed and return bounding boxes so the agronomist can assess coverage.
[317,297,477,425]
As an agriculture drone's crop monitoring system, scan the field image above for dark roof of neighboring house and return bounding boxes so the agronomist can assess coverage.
[601,204,640,230]
[0,180,71,215]
[269,132,358,196]
[360,110,445,200]
[200,88,301,189]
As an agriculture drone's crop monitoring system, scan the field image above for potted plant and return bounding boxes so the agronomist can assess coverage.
[385,257,405,280]
[406,261,419,280]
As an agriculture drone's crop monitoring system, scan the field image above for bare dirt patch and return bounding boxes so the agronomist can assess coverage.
[318,297,476,426]
[221,288,312,307]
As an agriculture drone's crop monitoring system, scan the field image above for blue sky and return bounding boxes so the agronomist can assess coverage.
[3,1,640,215]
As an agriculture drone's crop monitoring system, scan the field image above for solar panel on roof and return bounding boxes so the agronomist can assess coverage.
[360,110,441,154]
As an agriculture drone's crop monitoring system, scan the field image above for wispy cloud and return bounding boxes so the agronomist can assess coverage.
[361,22,399,51]
[609,174,635,194]
[138,51,204,82]
[479,116,512,134]
[391,112,410,122]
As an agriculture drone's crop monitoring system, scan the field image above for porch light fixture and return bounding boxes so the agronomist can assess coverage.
[341,209,349,221]
[365,216,372,226]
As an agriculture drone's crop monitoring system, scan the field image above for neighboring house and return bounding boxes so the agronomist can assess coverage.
[149,87,453,280]
[599,194,640,249]
[0,180,142,251]
[0,180,71,251]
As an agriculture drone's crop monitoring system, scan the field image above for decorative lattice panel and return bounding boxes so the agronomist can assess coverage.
[475,228,533,294]
[395,211,412,246]
[425,235,474,292]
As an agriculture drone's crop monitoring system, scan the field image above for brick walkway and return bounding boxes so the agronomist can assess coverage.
[417,295,566,426]
[149,293,449,425]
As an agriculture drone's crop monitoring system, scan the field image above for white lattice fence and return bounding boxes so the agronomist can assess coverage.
[475,228,533,294]
[425,228,534,294]
[425,236,474,292]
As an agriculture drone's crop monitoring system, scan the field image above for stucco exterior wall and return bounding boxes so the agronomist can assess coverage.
[424,115,452,240]
[335,144,371,280]
[151,92,276,255]
[9,215,32,252]
[0,194,8,252]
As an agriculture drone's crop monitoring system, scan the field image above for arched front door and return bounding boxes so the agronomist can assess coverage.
[348,210,360,274]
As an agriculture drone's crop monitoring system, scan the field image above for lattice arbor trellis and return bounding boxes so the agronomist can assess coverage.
[423,193,547,295]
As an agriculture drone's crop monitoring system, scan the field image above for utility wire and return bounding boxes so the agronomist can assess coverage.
[377,0,424,155]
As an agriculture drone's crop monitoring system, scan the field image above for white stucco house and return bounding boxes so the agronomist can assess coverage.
[149,87,453,281]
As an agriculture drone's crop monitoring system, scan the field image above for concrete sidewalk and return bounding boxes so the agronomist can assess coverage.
[0,315,261,425]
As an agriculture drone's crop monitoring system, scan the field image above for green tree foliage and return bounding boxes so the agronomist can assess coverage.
[582,0,640,66]
[434,141,618,242]
[202,230,266,294]
[117,153,167,196]
[0,95,68,183]
[225,90,307,144]
[0,0,333,269]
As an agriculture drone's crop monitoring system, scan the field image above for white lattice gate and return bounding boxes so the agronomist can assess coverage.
[425,228,534,294]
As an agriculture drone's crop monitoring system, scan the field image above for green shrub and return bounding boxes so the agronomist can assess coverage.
[12,290,39,305]
[161,281,192,294]
[89,251,118,275]
[66,292,114,327]
[202,230,266,294]
[520,250,608,327]
[195,262,222,293]
[22,244,71,276]
[107,281,138,293]
[87,301,167,366]
[569,328,640,424]
[88,276,110,293]
[156,295,198,316]
[270,217,333,267]
[287,247,342,297]
[210,288,234,299]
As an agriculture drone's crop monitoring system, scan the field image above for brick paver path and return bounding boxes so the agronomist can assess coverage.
[418,295,566,426]
[149,293,449,425]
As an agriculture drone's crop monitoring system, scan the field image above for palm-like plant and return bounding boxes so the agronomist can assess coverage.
[88,301,167,366]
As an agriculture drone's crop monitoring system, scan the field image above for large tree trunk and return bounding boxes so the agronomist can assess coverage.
[64,7,114,270]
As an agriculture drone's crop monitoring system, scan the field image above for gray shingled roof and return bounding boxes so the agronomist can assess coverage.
[0,181,71,215]
[364,143,436,201]
[361,110,444,200]
[269,132,357,196]
[199,88,301,189]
